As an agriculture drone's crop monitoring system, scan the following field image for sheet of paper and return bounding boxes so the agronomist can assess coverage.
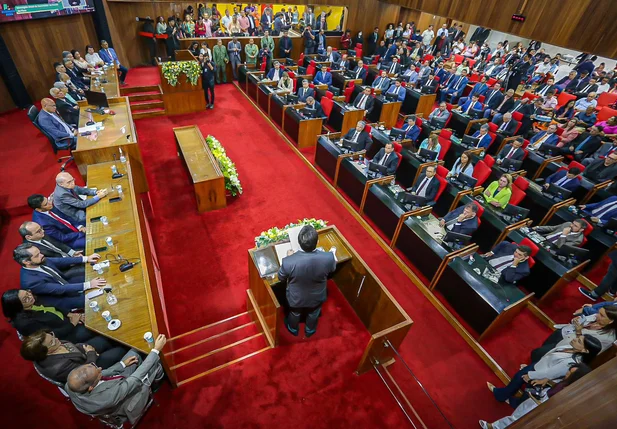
[78,122,104,133]
[275,243,293,265]
[287,226,303,252]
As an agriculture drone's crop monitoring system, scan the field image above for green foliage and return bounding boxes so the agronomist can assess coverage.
[205,135,243,197]
[255,219,329,248]
[161,61,201,86]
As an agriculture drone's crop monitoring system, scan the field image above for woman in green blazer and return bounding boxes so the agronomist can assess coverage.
[483,173,513,209]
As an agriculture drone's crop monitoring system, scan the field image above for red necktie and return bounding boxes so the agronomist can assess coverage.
[48,211,79,232]
[101,375,125,381]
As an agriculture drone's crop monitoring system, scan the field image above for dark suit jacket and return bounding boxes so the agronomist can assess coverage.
[343,128,372,151]
[487,242,531,284]
[384,62,401,75]
[278,250,336,307]
[54,98,79,126]
[575,81,598,94]
[25,235,75,258]
[297,86,315,103]
[411,174,440,204]
[497,144,525,161]
[402,123,420,142]
[352,92,375,114]
[569,133,603,157]
[373,148,399,175]
[483,89,504,110]
[305,101,325,118]
[534,84,557,96]
[32,210,84,249]
[442,206,479,235]
[545,170,582,192]
[584,159,617,182]
[36,341,97,383]
[495,96,515,114]
[493,118,519,136]
[583,196,617,223]
[11,307,81,341]
[351,66,367,81]
[37,110,74,143]
[20,257,85,310]
[278,37,293,57]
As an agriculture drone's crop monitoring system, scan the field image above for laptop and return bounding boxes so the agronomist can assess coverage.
[421,85,435,94]
[286,94,299,104]
[538,144,564,157]
[544,183,572,200]
[385,92,400,102]
[556,244,590,261]
[456,172,478,189]
[341,139,363,152]
[368,161,389,175]
[398,192,427,207]
[443,231,472,246]
[469,109,484,119]
[461,135,480,148]
[418,148,438,161]
[603,217,617,232]
[389,127,406,140]
[427,117,444,129]
[501,158,523,171]
[500,204,530,221]
[301,108,317,118]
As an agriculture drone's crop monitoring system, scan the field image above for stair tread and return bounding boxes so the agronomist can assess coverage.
[135,108,166,113]
[127,91,162,96]
[130,100,164,105]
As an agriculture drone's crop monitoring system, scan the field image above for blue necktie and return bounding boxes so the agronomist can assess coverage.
[576,136,592,152]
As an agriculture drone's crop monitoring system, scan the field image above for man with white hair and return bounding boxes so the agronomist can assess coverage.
[53,81,83,103]
[49,87,79,126]
[340,120,372,151]
[53,172,108,223]
[37,98,78,148]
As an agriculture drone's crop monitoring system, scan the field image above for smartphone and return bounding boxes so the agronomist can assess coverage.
[90,216,102,222]
[109,197,122,203]
[86,289,104,300]
[94,246,108,253]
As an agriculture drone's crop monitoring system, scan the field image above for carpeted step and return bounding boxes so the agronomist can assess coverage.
[132,108,166,119]
[120,84,160,95]
[130,100,164,111]
[127,92,163,102]
[167,312,253,350]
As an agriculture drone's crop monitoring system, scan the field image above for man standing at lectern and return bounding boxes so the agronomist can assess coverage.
[278,226,337,338]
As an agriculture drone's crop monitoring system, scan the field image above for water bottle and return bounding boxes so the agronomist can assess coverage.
[105,236,113,247]
[468,255,475,265]
[101,86,105,93]
[480,151,485,159]
[95,123,101,133]
[119,148,126,163]
[111,165,118,175]
[106,289,118,305]
[327,131,331,142]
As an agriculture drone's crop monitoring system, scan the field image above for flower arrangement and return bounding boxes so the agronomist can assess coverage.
[161,61,201,86]
[205,135,243,196]
[255,218,329,248]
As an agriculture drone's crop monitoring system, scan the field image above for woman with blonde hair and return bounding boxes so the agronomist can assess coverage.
[483,173,513,209]
[417,133,441,161]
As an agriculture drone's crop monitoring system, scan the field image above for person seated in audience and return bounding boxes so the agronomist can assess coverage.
[456,94,483,116]
[484,88,515,119]
[351,60,367,82]
[555,70,579,93]
[496,137,525,164]
[297,79,314,103]
[484,58,505,79]
[539,90,558,114]
[447,151,474,179]
[372,142,399,175]
[266,61,284,81]
[64,59,89,86]
[383,56,402,77]
[427,102,451,128]
[408,41,423,62]
[574,92,598,112]
[597,116,617,139]
[49,87,79,127]
[54,81,83,104]
[277,72,293,92]
[320,46,340,63]
[418,73,439,92]
[71,50,93,75]
[574,105,598,128]
[542,167,582,192]
[333,53,350,71]
[407,165,439,205]
[371,70,391,91]
[2,289,95,343]
[597,76,611,94]
[385,80,406,102]
[480,363,591,429]
[98,40,128,84]
[28,194,85,249]
[53,172,108,224]
[85,45,104,68]
[573,78,599,99]
[417,134,441,161]
[557,119,581,146]
[402,116,420,142]
[553,100,577,123]
[563,126,604,160]
[21,330,127,384]
[303,96,325,118]
[439,203,479,235]
[579,251,617,301]
[582,139,617,166]
[457,76,489,107]
[351,87,374,115]
[313,65,333,89]
[14,243,105,312]
[400,65,419,85]
[483,242,532,284]
[57,72,85,98]
[532,219,588,248]
[534,77,557,97]
[492,112,518,137]
[53,62,68,83]
[483,174,513,209]
[527,56,553,86]
[37,98,78,148]
[66,335,167,425]
[579,195,617,224]
[528,124,559,151]
[492,98,530,124]
[438,69,468,103]
[582,152,617,182]
[340,121,372,151]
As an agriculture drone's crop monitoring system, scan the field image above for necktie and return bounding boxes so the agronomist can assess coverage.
[486,91,494,104]
[576,136,592,152]
[490,256,514,271]
[39,265,68,284]
[101,375,125,381]
[41,239,69,257]
[465,102,472,114]
[416,177,429,195]
[506,147,515,158]
[555,175,569,187]
[352,131,359,142]
[427,79,432,86]
[48,211,79,232]
[390,64,395,73]
[358,94,367,108]
[512,104,521,113]
[582,84,591,93]
[499,121,507,131]
[380,153,389,166]
[356,68,361,78]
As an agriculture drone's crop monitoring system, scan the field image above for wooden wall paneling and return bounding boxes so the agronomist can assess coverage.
[0,13,99,102]
[0,75,16,113]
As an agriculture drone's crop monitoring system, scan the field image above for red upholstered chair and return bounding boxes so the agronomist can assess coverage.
[395,151,403,168]
[355,48,363,58]
[423,54,434,62]
[483,154,495,168]
[579,220,594,247]
[439,128,453,140]
[309,83,315,89]
[344,84,354,103]
[434,175,449,203]
[306,62,316,77]
[519,237,539,257]
[487,132,497,149]
[437,137,451,161]
[355,43,362,50]
[513,120,523,136]
[567,160,586,173]
[510,184,526,206]
[487,78,497,86]
[596,107,617,123]
[478,95,485,103]
[371,55,380,64]
[557,91,576,109]
[512,111,523,123]
[472,200,485,217]
[364,124,372,137]
[467,59,476,69]
[453,54,464,64]
[321,97,334,119]
[597,92,617,109]
[514,175,529,191]
[472,160,491,186]
[393,142,403,153]
[299,52,305,65]
[325,91,334,99]
[437,165,449,178]
[415,117,423,128]
[555,126,564,136]
[522,148,529,160]
[522,139,530,149]
[260,61,267,72]
[488,122,498,133]
[522,91,538,101]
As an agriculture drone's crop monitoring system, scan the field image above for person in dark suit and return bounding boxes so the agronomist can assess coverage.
[579,251,617,301]
[563,126,604,160]
[320,46,341,63]
[98,40,128,84]
[19,221,84,260]
[297,79,315,102]
[582,140,617,166]
[583,154,617,182]
[580,196,617,224]
[438,69,469,103]
[493,112,519,137]
[419,74,439,93]
[199,53,216,109]
[484,88,515,119]
[371,70,391,90]
[313,66,333,87]
[367,27,380,55]
[573,77,599,99]
[534,78,557,97]
[278,30,293,58]
[278,226,337,337]
[53,172,108,224]
[457,94,483,115]
[340,121,372,151]
[28,194,85,250]
[383,56,402,77]
[352,87,375,115]
[543,167,582,192]
[351,60,367,82]
[483,242,532,285]
[304,96,325,118]
[528,124,560,151]
[482,83,504,114]
[532,220,587,248]
[49,87,79,127]
[457,76,489,106]
[407,165,440,205]
[14,243,106,312]
[333,53,350,71]
[266,61,285,81]
[372,142,399,175]
[402,116,420,142]
[64,60,89,85]
[37,98,78,149]
[439,203,479,235]
[496,137,525,164]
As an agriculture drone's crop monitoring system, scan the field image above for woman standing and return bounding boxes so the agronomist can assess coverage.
[183,14,195,37]
[483,174,513,209]
[340,30,352,49]
[195,16,207,37]
[292,6,299,26]
[155,16,167,34]
[200,53,216,109]
[384,24,394,44]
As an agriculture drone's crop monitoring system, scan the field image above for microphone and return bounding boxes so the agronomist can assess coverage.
[119,261,139,272]
[111,154,123,179]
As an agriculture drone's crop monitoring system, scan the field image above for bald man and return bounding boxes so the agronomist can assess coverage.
[66,335,167,425]
[50,87,79,126]
[53,172,108,223]
[37,98,78,148]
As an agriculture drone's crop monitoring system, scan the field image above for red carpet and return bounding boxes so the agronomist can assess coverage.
[0,66,603,427]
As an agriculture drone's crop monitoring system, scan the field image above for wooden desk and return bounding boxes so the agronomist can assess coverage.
[173,126,226,213]
[376,99,402,129]
[283,106,324,149]
[84,161,169,357]
[89,64,120,98]
[73,97,148,194]
[402,89,436,119]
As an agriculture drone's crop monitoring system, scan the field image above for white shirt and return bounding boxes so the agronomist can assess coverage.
[415,176,433,197]
[357,94,369,109]
[85,52,103,66]
[597,83,610,94]
[24,264,90,290]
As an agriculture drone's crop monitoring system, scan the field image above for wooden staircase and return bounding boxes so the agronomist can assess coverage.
[163,312,271,387]
[120,85,166,119]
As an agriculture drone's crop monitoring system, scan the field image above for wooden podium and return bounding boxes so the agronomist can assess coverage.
[159,61,206,115]
[246,226,412,374]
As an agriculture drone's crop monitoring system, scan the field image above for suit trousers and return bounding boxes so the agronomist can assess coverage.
[230,57,241,79]
[85,336,129,369]
[287,304,322,334]
[118,65,128,84]
[214,63,227,83]
[593,263,617,297]
[203,81,215,105]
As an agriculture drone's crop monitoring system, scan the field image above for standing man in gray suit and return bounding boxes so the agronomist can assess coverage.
[227,36,242,80]
[278,225,337,337]
[66,334,167,425]
[53,172,108,224]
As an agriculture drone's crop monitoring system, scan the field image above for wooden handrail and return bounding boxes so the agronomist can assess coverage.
[360,175,395,214]
[580,179,612,204]
[333,150,366,187]
[532,155,563,180]
[539,197,576,225]
[448,188,474,212]
[390,206,433,248]
[465,118,488,136]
